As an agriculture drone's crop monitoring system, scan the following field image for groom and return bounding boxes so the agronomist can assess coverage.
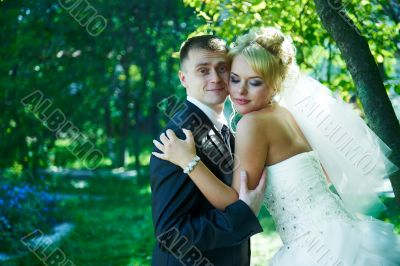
[150,35,264,266]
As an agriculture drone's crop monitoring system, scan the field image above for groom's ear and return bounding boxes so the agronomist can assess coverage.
[178,70,188,89]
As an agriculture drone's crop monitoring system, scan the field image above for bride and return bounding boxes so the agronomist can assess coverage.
[152,27,400,265]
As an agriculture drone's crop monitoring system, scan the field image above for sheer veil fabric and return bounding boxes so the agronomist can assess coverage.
[279,73,398,216]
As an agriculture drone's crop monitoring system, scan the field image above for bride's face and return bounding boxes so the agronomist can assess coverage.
[229,54,273,115]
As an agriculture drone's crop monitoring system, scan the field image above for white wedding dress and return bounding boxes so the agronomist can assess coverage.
[264,150,400,266]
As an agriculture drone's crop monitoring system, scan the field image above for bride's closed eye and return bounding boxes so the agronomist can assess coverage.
[249,80,263,86]
[230,76,240,83]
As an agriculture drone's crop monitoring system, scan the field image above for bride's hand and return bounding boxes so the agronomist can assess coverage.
[152,129,196,169]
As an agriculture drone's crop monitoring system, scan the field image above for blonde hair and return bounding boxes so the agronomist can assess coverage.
[228,27,298,93]
[228,27,299,132]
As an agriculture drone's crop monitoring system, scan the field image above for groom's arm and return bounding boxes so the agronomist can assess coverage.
[150,132,263,252]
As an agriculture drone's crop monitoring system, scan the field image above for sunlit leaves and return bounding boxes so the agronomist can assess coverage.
[183,0,399,96]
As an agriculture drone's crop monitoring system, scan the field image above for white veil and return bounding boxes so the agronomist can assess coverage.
[279,73,398,216]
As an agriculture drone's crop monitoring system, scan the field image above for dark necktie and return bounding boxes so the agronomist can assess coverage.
[221,125,231,149]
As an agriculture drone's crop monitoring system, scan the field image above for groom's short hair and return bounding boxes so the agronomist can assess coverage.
[179,35,228,68]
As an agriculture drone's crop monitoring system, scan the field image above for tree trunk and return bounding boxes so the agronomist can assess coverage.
[314,0,400,206]
[133,101,141,172]
[115,69,130,168]
[103,92,115,167]
[327,41,332,84]
[118,87,129,168]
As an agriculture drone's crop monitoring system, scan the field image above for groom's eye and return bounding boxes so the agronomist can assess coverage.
[198,68,209,75]
[217,65,228,73]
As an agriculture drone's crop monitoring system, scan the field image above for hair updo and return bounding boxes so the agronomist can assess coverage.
[228,27,298,93]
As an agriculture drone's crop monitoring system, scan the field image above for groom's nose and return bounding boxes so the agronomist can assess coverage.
[209,69,222,83]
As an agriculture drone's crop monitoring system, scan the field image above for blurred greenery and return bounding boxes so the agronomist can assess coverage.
[0,0,203,176]
[1,0,399,175]
[2,173,154,265]
[185,0,400,96]
[0,0,399,265]
[2,172,398,265]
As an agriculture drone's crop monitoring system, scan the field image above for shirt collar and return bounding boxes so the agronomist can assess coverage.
[187,96,228,132]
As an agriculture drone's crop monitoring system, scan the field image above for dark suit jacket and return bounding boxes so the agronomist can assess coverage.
[150,100,263,266]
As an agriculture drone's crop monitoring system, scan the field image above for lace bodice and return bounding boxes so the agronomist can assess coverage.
[264,151,354,245]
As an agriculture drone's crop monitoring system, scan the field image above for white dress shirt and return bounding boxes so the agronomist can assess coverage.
[186,96,228,133]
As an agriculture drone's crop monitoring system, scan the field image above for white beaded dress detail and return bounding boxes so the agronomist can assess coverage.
[264,151,400,266]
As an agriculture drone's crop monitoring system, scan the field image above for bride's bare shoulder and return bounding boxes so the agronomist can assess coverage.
[236,105,281,132]
[249,104,289,121]
[235,112,268,145]
[265,104,294,121]
[236,109,267,130]
[238,105,296,137]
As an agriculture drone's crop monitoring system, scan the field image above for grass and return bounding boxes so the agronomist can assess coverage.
[6,174,154,266]
[4,171,399,266]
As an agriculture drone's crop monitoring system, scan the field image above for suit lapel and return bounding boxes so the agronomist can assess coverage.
[229,131,235,154]
[182,100,234,184]
[184,100,231,156]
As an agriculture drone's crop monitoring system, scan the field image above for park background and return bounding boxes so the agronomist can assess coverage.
[1,0,400,265]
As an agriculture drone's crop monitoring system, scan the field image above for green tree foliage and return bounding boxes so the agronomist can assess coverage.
[183,0,400,203]
[1,0,399,179]
[0,0,203,175]
[183,0,399,95]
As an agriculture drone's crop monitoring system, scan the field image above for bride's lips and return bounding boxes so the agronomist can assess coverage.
[234,98,250,105]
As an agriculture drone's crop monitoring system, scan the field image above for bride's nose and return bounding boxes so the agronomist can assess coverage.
[238,84,248,95]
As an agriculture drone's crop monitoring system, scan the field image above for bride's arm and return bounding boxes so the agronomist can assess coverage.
[152,114,268,211]
[179,160,239,210]
[231,114,269,193]
[152,128,237,210]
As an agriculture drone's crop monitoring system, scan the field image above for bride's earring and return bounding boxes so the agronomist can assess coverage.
[268,90,278,105]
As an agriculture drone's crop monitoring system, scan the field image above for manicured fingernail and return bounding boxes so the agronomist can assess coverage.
[240,170,246,177]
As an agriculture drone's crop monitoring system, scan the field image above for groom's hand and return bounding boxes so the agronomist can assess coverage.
[239,170,267,216]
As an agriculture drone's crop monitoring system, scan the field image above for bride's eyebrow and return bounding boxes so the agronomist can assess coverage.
[231,72,262,79]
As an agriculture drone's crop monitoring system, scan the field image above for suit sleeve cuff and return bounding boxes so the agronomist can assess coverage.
[225,200,263,241]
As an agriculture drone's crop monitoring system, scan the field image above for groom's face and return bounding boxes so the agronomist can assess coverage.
[179,49,230,110]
